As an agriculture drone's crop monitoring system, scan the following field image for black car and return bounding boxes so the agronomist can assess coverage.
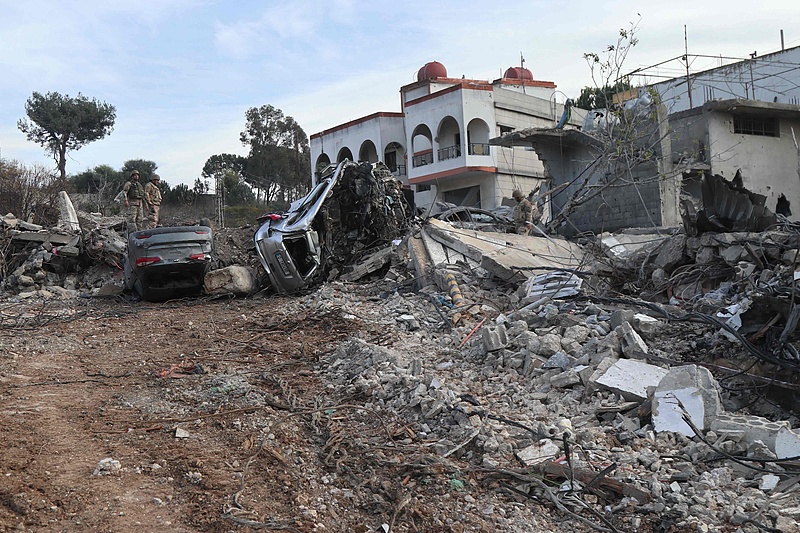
[123,226,214,301]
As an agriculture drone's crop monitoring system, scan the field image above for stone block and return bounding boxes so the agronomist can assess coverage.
[204,266,257,295]
[633,314,662,340]
[652,365,723,437]
[593,358,668,402]
[536,333,562,356]
[550,370,581,388]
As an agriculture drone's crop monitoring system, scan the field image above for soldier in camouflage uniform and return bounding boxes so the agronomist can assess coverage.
[143,173,163,229]
[122,170,145,231]
[512,189,533,235]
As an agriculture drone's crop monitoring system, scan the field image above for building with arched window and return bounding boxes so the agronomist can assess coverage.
[309,61,583,215]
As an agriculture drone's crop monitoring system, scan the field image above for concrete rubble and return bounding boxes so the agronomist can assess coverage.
[6,190,800,532]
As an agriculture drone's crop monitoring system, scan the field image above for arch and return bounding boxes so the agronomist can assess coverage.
[358,140,379,163]
[383,141,406,176]
[466,118,491,156]
[314,152,331,177]
[336,147,354,163]
[437,115,462,161]
[411,124,433,167]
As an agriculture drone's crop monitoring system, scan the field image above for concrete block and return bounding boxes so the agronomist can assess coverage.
[710,413,790,452]
[482,324,508,352]
[652,365,723,437]
[594,358,668,402]
[618,322,648,357]
[204,266,257,295]
[515,439,560,466]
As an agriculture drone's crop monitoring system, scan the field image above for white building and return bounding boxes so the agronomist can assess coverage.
[309,61,581,212]
[644,45,800,114]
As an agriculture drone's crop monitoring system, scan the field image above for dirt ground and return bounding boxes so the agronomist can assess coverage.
[0,291,556,533]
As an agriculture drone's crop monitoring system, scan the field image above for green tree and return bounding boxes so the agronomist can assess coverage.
[17,92,116,181]
[575,80,632,110]
[239,105,311,204]
[121,159,158,182]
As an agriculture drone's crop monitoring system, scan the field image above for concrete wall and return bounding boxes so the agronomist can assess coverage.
[707,113,800,218]
[561,163,663,235]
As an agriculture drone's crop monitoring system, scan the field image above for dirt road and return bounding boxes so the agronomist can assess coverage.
[0,295,408,532]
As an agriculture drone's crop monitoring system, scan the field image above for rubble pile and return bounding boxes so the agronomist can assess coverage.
[6,190,800,531]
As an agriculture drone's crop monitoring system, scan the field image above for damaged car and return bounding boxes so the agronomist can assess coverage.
[254,160,413,294]
[124,225,214,301]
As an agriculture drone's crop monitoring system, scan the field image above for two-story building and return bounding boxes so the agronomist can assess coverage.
[309,61,581,213]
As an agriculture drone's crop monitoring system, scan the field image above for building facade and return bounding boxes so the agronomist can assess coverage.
[309,61,581,213]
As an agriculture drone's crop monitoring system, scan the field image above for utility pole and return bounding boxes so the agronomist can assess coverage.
[214,162,225,228]
[684,25,693,109]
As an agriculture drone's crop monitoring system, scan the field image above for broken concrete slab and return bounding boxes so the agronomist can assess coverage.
[617,322,649,357]
[593,358,669,402]
[775,427,800,460]
[11,232,75,246]
[710,413,790,452]
[654,234,686,271]
[58,191,81,232]
[425,219,584,285]
[599,232,668,262]
[203,266,257,296]
[652,365,723,437]
[515,439,560,466]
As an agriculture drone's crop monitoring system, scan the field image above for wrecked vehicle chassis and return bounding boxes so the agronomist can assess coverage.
[254,160,411,294]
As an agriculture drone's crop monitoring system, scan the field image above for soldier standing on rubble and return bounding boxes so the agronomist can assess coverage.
[512,189,534,235]
[143,173,162,229]
[122,170,145,231]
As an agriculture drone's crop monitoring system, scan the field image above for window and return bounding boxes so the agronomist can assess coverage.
[416,184,431,192]
[499,125,514,135]
[733,115,779,137]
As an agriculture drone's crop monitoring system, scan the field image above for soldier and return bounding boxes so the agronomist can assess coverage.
[144,173,163,229]
[122,170,145,231]
[512,189,533,235]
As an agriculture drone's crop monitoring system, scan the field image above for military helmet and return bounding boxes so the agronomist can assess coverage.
[131,170,140,177]
[512,189,523,199]
[152,173,160,181]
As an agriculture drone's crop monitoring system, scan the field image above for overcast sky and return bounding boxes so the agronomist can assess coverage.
[0,0,796,188]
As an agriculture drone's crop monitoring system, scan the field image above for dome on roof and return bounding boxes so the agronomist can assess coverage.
[503,67,533,80]
[417,61,447,81]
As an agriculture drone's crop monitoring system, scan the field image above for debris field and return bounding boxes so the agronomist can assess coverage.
[3,197,800,532]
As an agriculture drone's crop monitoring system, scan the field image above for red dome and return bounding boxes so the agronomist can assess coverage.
[503,67,533,80]
[417,61,447,81]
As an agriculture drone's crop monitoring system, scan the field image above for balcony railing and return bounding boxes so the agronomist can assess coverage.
[438,145,461,161]
[390,164,407,176]
[412,152,433,167]
[469,143,490,156]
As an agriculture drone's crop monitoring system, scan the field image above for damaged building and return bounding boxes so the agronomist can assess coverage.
[309,61,583,213]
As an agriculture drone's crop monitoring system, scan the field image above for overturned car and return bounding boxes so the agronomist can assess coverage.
[254,160,413,294]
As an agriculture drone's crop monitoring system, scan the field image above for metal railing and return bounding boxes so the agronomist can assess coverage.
[391,164,407,176]
[469,143,490,155]
[412,152,433,167]
[438,145,461,161]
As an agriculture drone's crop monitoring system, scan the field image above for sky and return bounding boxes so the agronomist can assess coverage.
[0,0,797,188]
